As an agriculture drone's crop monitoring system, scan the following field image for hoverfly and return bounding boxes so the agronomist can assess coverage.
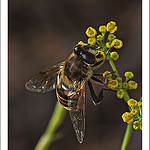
[25,44,113,143]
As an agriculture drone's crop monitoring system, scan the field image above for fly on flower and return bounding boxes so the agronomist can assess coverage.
[25,43,115,143]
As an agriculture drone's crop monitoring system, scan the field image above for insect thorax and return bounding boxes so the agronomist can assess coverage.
[64,55,92,82]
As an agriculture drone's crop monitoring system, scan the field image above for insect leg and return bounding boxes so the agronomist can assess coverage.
[91,76,106,85]
[93,71,116,77]
[92,71,116,84]
[87,80,113,105]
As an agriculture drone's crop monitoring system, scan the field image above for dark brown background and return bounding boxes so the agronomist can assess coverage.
[9,0,142,149]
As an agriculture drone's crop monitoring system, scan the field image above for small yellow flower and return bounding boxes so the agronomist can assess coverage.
[97,35,104,41]
[122,82,129,90]
[130,109,139,116]
[108,34,116,41]
[117,89,125,99]
[128,80,138,89]
[103,71,112,79]
[122,112,134,124]
[125,71,134,79]
[95,51,106,62]
[107,21,117,33]
[99,25,107,33]
[111,39,123,49]
[127,99,138,108]
[133,121,140,130]
[110,51,119,60]
[107,79,119,89]
[86,27,97,37]
[133,121,142,130]
[106,42,112,48]
[138,102,142,107]
[78,41,86,45]
[88,38,96,45]
[110,26,117,33]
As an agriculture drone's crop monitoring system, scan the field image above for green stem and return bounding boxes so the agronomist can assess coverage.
[121,123,133,150]
[107,54,120,77]
[107,54,132,149]
[35,102,66,150]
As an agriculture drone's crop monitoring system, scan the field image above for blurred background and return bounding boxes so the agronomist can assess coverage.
[9,0,142,149]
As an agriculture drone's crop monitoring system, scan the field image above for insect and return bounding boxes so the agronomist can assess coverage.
[25,44,113,143]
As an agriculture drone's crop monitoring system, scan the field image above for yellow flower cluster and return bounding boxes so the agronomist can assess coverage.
[122,98,142,130]
[85,21,123,51]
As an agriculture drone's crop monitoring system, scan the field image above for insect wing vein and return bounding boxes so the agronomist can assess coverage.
[25,62,64,93]
[69,81,85,143]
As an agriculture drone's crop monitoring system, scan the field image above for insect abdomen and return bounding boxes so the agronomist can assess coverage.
[56,80,80,111]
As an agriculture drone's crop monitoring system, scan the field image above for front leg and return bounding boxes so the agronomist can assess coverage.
[92,71,116,85]
[87,80,112,105]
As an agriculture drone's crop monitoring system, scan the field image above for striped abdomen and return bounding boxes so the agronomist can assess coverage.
[56,72,81,111]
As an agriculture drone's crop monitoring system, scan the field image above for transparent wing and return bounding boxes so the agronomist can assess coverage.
[25,62,64,93]
[69,81,85,143]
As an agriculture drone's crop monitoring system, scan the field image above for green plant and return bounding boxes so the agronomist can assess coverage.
[35,21,142,150]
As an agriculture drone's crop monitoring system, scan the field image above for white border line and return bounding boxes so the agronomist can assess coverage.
[142,0,149,150]
[1,0,8,150]
[0,0,147,150]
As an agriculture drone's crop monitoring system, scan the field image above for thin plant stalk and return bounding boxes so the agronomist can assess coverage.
[35,102,66,150]
[121,123,133,150]
[108,55,132,149]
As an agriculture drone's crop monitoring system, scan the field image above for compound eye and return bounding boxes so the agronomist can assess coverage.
[95,51,106,62]
[74,45,83,56]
